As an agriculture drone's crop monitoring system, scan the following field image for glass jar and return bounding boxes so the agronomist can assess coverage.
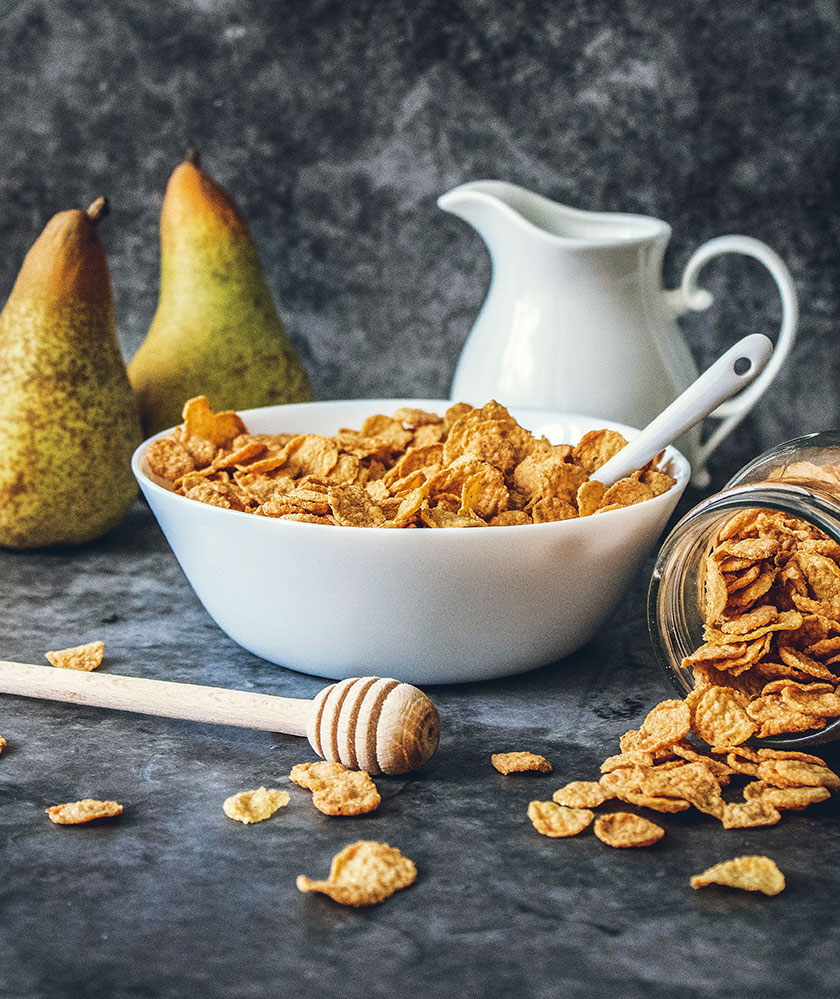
[647,431,840,747]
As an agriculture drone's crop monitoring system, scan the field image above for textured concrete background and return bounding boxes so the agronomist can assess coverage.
[0,0,837,484]
[3,6,840,997]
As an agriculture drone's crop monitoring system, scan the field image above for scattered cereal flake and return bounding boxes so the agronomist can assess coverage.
[491,752,553,775]
[780,683,840,717]
[552,780,608,808]
[600,750,655,772]
[705,614,803,647]
[618,729,644,752]
[311,770,381,816]
[599,767,646,797]
[641,468,677,496]
[756,759,840,790]
[637,699,692,752]
[283,434,340,479]
[797,551,840,605]
[45,799,123,825]
[290,761,381,815]
[671,741,735,782]
[640,762,725,818]
[778,646,840,681]
[289,761,352,791]
[45,640,104,672]
[755,747,830,764]
[619,791,692,813]
[690,855,785,895]
[703,559,729,625]
[531,496,578,522]
[0,735,6,754]
[720,798,781,829]
[743,780,831,811]
[527,800,594,837]
[746,694,824,739]
[593,812,664,848]
[391,406,441,428]
[692,686,757,750]
[222,787,290,824]
[297,840,417,906]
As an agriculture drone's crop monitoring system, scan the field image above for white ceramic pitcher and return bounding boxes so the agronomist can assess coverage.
[439,180,798,486]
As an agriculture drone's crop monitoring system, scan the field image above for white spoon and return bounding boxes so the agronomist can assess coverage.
[591,333,775,487]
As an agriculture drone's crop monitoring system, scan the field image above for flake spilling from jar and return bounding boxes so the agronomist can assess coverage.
[540,506,840,850]
[686,506,840,741]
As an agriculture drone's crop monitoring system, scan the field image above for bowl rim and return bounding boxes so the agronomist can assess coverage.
[131,397,691,535]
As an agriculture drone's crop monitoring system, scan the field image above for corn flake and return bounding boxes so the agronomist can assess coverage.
[310,770,381,816]
[593,812,664,848]
[691,686,757,750]
[182,395,245,447]
[290,761,350,790]
[289,761,381,815]
[720,798,781,829]
[297,840,417,906]
[744,780,831,811]
[492,752,552,775]
[690,855,785,895]
[527,800,594,837]
[552,780,609,808]
[636,699,692,752]
[222,787,290,824]
[46,798,123,825]
[45,640,104,672]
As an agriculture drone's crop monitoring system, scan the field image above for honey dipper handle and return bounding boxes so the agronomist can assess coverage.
[0,660,312,736]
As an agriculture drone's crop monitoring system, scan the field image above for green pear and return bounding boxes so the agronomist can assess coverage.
[0,197,143,548]
[129,150,312,436]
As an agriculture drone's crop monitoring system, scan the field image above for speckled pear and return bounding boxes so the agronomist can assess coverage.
[0,198,143,549]
[128,150,312,436]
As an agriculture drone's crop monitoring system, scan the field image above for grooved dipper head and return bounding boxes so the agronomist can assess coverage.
[306,676,440,775]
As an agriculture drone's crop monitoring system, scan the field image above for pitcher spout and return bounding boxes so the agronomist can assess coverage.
[437,181,545,250]
[438,180,670,248]
[437,180,529,226]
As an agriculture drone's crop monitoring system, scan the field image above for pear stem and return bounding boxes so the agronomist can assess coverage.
[185,147,201,168]
[86,197,109,226]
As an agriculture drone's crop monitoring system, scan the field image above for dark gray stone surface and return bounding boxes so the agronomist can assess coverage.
[2,1,840,995]
[3,498,840,999]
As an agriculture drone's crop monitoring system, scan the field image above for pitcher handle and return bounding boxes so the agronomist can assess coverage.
[676,234,798,475]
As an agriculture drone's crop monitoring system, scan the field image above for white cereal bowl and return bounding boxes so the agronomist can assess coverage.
[131,399,690,685]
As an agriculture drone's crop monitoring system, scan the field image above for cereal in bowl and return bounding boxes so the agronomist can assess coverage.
[145,396,676,528]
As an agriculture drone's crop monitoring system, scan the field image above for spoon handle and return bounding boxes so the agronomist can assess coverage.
[591,333,774,487]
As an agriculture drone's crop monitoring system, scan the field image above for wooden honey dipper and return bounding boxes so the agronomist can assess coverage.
[0,661,441,775]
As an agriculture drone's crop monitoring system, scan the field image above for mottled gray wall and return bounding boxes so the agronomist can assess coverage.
[1,0,837,483]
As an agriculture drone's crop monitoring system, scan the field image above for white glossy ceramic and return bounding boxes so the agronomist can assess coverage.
[440,180,798,487]
[132,399,690,685]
